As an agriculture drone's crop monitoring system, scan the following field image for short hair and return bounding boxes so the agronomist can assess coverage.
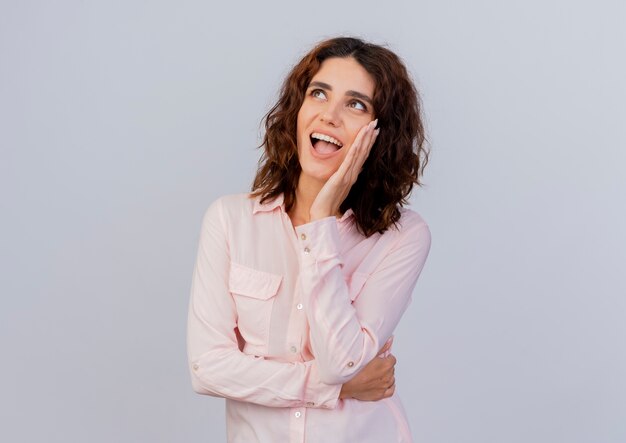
[251,36,429,237]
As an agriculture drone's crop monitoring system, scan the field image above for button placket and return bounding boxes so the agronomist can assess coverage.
[299,229,311,255]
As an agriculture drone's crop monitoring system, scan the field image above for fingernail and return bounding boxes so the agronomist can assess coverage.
[372,118,378,128]
[375,128,380,136]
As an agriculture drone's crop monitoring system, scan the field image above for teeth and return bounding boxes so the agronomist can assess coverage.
[311,132,343,147]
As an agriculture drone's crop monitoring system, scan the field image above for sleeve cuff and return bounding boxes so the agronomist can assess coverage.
[294,217,342,266]
[304,361,342,409]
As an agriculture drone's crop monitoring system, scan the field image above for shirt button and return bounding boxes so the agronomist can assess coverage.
[295,411,302,418]
[306,401,315,406]
[300,233,307,240]
[192,363,199,371]
[303,247,310,254]
[290,346,298,353]
[347,361,354,368]
[296,303,303,310]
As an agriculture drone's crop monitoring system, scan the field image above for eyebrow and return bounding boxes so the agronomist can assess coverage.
[309,81,373,105]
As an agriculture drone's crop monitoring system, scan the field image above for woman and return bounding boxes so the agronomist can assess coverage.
[187,36,431,443]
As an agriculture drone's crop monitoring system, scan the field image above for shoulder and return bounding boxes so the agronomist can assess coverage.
[213,192,256,211]
[202,193,256,225]
[393,207,431,246]
[398,206,428,229]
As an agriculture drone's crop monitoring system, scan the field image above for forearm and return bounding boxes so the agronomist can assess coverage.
[188,309,341,408]
[188,198,341,409]
[293,215,430,384]
[298,259,388,384]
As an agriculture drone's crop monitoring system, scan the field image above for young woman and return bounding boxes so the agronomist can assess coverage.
[187,36,431,443]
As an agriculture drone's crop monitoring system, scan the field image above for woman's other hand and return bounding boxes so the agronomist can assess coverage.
[338,337,396,401]
[310,119,379,221]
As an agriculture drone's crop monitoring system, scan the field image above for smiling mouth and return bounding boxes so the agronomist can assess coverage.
[310,132,343,155]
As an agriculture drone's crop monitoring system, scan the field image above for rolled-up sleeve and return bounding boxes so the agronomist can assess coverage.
[295,214,431,384]
[187,198,341,408]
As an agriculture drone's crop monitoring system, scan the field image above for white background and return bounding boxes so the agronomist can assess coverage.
[1,1,625,442]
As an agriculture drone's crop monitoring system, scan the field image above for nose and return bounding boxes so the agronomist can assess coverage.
[320,102,341,127]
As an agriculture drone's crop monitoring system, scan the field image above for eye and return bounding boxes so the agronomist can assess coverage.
[348,100,367,112]
[310,89,327,100]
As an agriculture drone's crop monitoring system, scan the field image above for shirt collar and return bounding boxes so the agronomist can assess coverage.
[252,193,285,214]
[338,208,354,222]
[252,192,354,222]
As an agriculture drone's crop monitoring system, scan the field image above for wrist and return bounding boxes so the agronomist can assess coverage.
[310,198,340,221]
[339,384,349,400]
[310,205,342,222]
[309,212,331,222]
[339,384,356,400]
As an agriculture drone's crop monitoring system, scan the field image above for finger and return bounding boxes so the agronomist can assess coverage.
[354,125,379,173]
[380,374,396,389]
[338,119,378,185]
[356,123,377,158]
[386,354,397,367]
[377,343,389,355]
[335,122,369,169]
[350,120,375,153]
[363,125,378,152]
[383,366,394,380]
[382,357,396,371]
[369,128,380,152]
[336,136,365,178]
[352,120,376,156]
[351,132,374,176]
[387,335,394,349]
[383,383,396,398]
[377,337,393,355]
[343,122,375,175]
[348,127,376,182]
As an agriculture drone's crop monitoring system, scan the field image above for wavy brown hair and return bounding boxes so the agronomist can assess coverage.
[251,36,429,237]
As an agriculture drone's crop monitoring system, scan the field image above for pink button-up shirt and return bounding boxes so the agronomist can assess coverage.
[187,192,431,443]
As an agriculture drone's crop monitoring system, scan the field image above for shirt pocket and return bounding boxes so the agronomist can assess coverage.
[229,261,282,348]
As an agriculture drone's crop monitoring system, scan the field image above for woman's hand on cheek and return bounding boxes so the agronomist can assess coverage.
[309,119,379,221]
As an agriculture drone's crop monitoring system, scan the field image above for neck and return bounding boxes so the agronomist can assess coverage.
[288,175,339,227]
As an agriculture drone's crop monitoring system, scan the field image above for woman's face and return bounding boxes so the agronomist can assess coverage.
[296,57,376,184]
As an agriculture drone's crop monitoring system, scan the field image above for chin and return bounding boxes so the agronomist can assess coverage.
[300,165,336,184]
